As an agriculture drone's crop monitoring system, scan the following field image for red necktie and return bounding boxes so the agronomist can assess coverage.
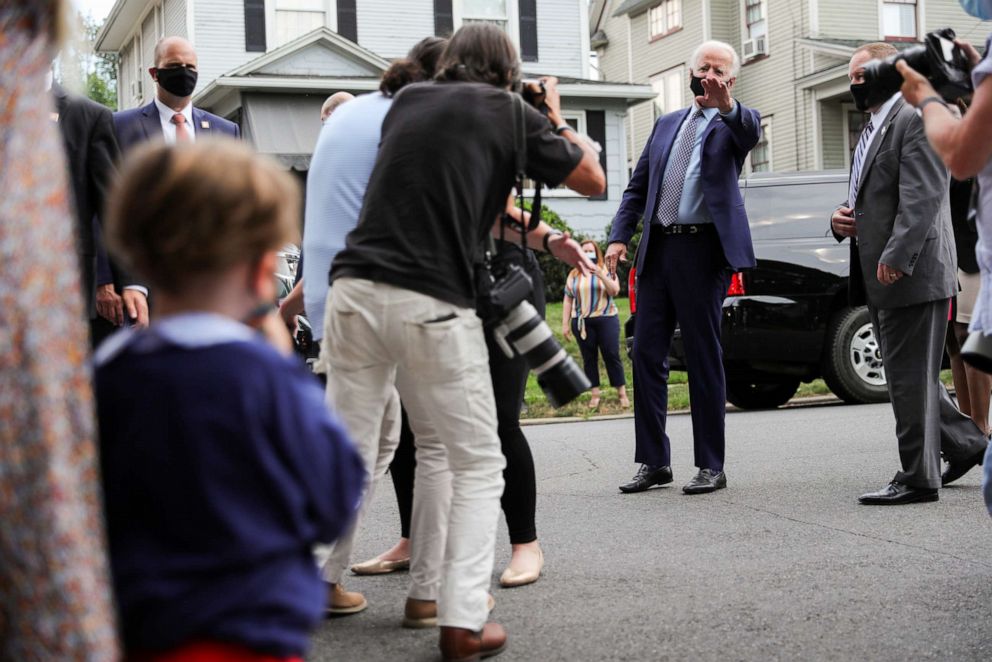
[172,113,190,143]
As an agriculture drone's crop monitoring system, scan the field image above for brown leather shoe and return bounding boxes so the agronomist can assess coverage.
[439,623,507,662]
[325,583,367,616]
[403,595,496,629]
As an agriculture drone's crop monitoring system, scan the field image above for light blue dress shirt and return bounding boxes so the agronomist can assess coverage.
[660,102,740,224]
[302,92,392,341]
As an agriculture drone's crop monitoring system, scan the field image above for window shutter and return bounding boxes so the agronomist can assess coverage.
[435,0,454,36]
[337,0,358,42]
[519,0,538,62]
[244,0,266,52]
[586,111,607,200]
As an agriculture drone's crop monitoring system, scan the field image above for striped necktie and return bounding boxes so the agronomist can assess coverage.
[656,109,704,227]
[848,120,875,209]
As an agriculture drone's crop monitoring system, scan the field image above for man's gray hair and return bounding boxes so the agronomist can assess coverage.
[690,40,741,77]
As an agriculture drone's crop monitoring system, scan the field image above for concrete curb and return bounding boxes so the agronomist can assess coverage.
[520,393,845,426]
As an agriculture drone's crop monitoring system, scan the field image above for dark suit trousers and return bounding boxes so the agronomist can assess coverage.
[870,299,987,489]
[632,229,731,471]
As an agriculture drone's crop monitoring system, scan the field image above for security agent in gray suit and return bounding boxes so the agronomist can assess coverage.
[832,42,988,505]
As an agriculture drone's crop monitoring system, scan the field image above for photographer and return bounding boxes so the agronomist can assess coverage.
[324,23,603,661]
[896,0,992,514]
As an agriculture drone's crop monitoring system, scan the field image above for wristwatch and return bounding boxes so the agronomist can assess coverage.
[918,95,949,111]
[554,124,573,135]
[543,229,564,252]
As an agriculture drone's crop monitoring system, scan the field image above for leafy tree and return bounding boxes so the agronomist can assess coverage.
[83,14,119,110]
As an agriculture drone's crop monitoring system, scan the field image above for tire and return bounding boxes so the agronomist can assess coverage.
[726,380,800,409]
[821,306,889,404]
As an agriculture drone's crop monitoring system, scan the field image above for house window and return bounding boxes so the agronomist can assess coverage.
[749,118,772,173]
[745,0,766,40]
[523,111,587,195]
[648,0,681,40]
[275,0,326,47]
[461,0,508,32]
[651,66,683,119]
[882,0,917,40]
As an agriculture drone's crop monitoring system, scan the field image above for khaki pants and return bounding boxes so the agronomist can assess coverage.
[322,278,505,630]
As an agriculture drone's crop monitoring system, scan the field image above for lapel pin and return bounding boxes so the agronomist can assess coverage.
[201,120,210,129]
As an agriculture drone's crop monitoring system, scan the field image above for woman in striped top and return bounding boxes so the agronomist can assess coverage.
[562,241,629,409]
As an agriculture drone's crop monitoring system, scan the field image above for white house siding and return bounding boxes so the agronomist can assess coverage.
[356,0,435,59]
[532,0,585,78]
[709,0,741,50]
[164,0,187,39]
[194,0,257,95]
[817,0,877,41]
[140,8,159,103]
[924,3,989,34]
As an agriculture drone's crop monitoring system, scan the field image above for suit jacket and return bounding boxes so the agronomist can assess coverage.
[99,101,241,291]
[609,102,761,274]
[833,97,956,310]
[113,100,240,154]
[52,83,121,317]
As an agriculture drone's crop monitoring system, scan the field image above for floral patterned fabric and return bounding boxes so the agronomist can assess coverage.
[0,7,119,660]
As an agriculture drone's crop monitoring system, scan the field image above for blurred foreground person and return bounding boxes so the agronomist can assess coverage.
[0,1,119,658]
[97,140,364,660]
[324,23,604,660]
[896,0,992,513]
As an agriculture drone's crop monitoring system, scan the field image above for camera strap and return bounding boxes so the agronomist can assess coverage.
[509,94,543,254]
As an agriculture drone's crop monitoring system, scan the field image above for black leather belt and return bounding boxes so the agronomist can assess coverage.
[658,223,714,235]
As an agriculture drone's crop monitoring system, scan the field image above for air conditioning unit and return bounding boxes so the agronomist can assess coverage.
[743,36,767,60]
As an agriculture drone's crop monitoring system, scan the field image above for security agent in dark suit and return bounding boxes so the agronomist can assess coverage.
[99,36,240,335]
[831,42,988,505]
[606,41,761,496]
[50,79,121,338]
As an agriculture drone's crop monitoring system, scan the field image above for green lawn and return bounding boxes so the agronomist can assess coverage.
[524,298,953,418]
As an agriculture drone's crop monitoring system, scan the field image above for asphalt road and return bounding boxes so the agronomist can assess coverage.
[311,402,992,661]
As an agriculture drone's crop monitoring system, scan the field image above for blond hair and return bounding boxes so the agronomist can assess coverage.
[106,139,299,295]
[853,42,899,61]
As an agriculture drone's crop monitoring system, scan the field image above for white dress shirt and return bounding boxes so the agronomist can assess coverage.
[154,97,195,144]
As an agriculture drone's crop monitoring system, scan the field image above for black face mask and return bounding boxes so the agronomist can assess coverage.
[689,75,706,99]
[849,82,872,112]
[156,66,198,97]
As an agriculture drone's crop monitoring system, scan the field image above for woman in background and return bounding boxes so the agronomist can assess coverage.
[0,1,118,658]
[562,240,629,409]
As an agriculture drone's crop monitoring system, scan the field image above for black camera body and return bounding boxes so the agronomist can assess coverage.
[862,28,973,107]
[519,78,549,115]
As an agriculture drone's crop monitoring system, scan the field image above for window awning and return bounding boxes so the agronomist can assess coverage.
[241,93,326,171]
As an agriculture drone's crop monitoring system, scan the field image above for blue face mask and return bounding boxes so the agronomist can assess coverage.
[960,0,992,19]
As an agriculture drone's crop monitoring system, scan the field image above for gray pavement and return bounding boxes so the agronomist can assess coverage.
[311,402,992,661]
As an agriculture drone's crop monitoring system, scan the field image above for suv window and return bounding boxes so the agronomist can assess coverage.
[744,180,847,241]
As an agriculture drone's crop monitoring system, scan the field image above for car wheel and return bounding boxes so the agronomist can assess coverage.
[726,380,800,409]
[822,306,889,404]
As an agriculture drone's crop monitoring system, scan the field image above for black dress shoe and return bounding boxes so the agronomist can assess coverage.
[682,468,727,494]
[858,481,938,505]
[619,464,673,493]
[942,447,987,486]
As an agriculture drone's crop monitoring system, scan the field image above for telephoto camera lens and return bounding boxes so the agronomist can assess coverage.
[491,301,592,407]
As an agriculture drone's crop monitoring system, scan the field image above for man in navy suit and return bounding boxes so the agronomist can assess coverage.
[97,36,240,336]
[606,41,761,495]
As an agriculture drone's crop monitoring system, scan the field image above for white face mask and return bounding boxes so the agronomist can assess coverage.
[585,252,597,262]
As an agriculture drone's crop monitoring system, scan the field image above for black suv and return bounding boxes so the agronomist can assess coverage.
[627,170,889,409]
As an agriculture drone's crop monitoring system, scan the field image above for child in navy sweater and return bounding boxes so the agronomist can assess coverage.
[95,139,364,662]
